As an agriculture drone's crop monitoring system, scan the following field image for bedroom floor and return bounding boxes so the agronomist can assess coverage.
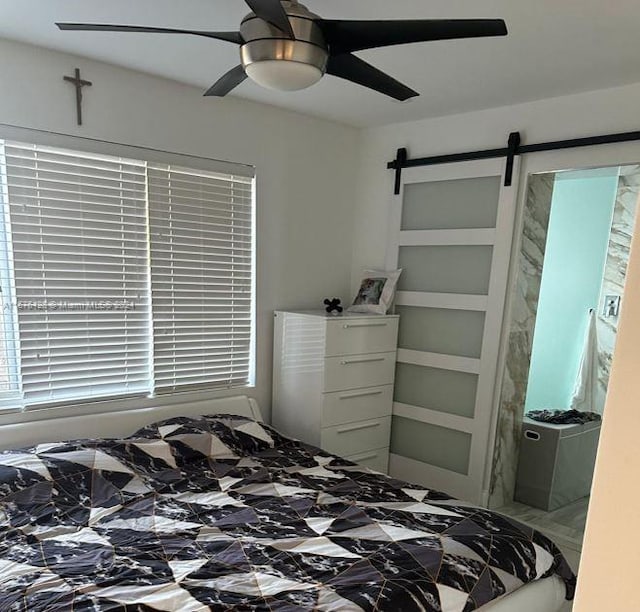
[496,499,587,611]
[495,497,588,550]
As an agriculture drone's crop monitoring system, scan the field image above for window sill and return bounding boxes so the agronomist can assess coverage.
[0,384,256,427]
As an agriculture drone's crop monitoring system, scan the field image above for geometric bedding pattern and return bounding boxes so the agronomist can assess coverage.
[0,414,575,611]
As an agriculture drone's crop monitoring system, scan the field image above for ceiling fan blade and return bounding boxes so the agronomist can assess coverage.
[204,65,248,97]
[56,23,243,44]
[326,54,418,101]
[244,0,294,38]
[320,19,507,54]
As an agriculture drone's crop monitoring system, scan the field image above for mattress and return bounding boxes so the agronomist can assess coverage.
[0,413,575,611]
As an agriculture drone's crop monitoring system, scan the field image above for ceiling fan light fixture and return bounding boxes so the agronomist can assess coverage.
[239,3,328,92]
[57,0,509,100]
[245,60,323,91]
[240,36,328,92]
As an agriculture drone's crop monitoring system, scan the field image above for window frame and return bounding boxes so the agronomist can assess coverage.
[0,126,256,422]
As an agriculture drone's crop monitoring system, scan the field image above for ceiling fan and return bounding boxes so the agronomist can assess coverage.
[57,0,507,101]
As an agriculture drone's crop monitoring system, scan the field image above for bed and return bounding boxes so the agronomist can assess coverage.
[0,396,575,611]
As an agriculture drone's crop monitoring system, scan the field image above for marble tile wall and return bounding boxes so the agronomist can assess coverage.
[489,166,640,509]
[489,173,555,509]
[595,167,640,412]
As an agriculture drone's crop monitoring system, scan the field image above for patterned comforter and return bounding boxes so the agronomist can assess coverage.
[0,414,575,611]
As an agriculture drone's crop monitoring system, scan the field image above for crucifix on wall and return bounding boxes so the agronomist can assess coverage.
[63,68,92,126]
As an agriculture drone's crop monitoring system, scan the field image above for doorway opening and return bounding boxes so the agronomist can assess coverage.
[490,164,640,568]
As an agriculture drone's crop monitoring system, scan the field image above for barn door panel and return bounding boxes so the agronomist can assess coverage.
[386,158,519,504]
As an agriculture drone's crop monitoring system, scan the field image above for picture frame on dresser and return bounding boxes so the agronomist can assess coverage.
[272,310,399,473]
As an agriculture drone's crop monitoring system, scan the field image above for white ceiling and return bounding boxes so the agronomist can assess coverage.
[2,0,640,127]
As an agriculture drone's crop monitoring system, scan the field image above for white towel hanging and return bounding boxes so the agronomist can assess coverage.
[570,309,601,415]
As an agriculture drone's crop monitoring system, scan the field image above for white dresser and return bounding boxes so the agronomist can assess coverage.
[272,310,399,473]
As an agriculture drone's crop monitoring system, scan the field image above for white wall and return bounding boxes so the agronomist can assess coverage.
[352,81,640,286]
[0,38,360,423]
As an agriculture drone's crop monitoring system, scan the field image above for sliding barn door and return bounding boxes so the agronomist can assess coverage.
[386,158,519,504]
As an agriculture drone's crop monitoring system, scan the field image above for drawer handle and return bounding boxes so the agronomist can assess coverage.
[343,322,388,329]
[337,422,382,434]
[340,357,386,365]
[524,430,540,441]
[339,389,384,400]
[350,451,379,462]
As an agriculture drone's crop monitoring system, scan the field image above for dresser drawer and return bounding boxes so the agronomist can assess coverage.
[321,417,391,457]
[325,317,398,357]
[323,352,396,392]
[344,447,389,473]
[322,385,393,427]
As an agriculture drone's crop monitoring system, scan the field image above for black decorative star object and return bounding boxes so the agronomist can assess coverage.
[323,298,343,314]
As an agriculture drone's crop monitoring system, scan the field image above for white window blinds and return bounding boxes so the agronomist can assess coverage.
[0,142,22,409]
[0,138,255,411]
[3,142,151,406]
[148,164,254,392]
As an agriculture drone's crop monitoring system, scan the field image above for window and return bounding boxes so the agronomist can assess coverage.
[148,164,254,393]
[0,138,255,411]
